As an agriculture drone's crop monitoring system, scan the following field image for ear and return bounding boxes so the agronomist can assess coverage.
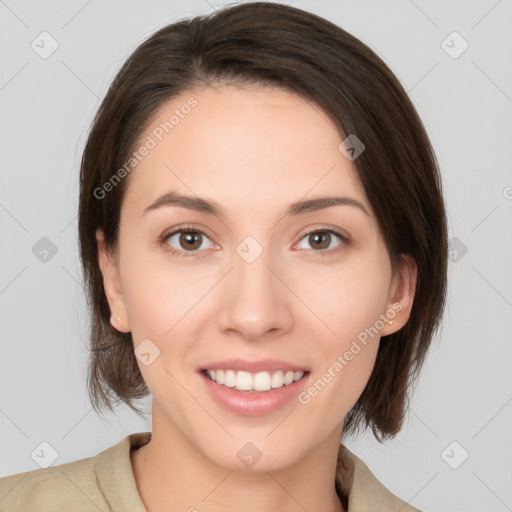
[96,228,131,333]
[380,254,417,336]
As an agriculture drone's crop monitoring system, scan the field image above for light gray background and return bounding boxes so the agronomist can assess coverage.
[1,1,511,510]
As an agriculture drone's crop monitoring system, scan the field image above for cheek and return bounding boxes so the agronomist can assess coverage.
[293,251,393,341]
[118,239,215,386]
[119,238,200,338]
[292,252,391,416]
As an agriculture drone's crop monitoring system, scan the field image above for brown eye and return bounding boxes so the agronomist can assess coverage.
[179,231,203,250]
[296,229,346,252]
[164,229,214,253]
[308,231,332,250]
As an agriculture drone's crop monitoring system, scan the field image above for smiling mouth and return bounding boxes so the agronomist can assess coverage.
[201,368,308,393]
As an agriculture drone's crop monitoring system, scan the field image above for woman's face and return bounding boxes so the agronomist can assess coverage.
[98,84,414,471]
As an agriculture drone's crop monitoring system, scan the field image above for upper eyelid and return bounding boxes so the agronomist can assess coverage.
[163,224,214,240]
[301,225,347,239]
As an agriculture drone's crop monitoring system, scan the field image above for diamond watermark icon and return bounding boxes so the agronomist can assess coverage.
[448,236,468,263]
[441,31,469,59]
[135,338,161,366]
[441,441,469,469]
[236,236,263,264]
[31,441,59,468]
[338,134,365,161]
[237,442,262,468]
[31,31,59,59]
[32,237,58,263]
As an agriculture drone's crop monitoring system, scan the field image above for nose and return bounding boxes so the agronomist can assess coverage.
[216,245,293,341]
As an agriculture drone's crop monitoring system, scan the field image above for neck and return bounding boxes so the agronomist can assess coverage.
[130,405,345,512]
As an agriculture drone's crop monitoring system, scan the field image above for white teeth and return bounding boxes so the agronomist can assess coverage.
[236,371,253,391]
[253,371,272,391]
[205,369,305,392]
[271,370,284,388]
[224,370,236,387]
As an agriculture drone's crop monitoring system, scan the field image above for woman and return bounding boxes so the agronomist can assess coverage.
[0,2,447,510]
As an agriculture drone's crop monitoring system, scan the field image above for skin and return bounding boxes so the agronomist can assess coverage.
[96,84,417,512]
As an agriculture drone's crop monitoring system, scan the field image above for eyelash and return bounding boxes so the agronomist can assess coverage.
[158,224,349,258]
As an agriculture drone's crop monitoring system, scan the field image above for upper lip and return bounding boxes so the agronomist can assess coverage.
[200,358,309,373]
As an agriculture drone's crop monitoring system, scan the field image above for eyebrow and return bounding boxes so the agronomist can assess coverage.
[142,191,370,218]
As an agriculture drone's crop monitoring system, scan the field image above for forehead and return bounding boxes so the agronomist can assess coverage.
[122,85,370,220]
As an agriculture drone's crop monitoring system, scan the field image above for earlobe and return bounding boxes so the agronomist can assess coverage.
[96,228,131,333]
[380,254,417,336]
[109,314,130,333]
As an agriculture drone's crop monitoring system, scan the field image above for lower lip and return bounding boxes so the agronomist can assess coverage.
[198,371,309,417]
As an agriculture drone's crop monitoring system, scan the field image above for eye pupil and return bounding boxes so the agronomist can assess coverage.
[180,232,202,250]
[309,231,331,250]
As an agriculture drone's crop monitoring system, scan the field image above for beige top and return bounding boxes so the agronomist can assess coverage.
[0,432,419,511]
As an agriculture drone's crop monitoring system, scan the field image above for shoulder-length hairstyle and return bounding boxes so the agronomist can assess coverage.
[78,1,447,441]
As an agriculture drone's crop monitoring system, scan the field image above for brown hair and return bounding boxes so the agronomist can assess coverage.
[78,1,447,440]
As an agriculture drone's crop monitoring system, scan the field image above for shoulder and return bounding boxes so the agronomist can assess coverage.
[0,432,151,512]
[338,444,421,512]
[0,454,100,512]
